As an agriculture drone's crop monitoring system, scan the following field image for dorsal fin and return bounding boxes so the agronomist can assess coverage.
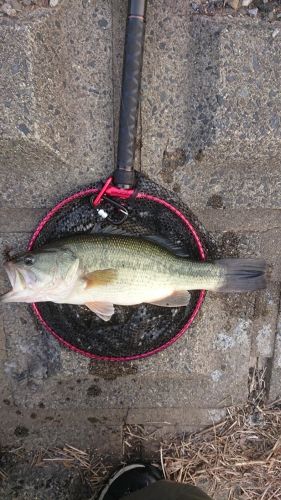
[92,226,189,257]
[140,235,189,257]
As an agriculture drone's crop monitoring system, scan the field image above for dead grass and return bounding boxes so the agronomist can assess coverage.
[36,444,112,490]
[162,401,281,499]
[162,365,281,499]
[0,469,8,481]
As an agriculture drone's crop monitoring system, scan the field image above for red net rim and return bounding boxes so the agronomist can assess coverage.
[28,187,206,361]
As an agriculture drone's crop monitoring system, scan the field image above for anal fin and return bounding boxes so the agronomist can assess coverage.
[149,290,190,307]
[85,301,115,321]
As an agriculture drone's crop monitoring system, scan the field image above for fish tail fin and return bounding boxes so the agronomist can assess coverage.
[215,259,266,292]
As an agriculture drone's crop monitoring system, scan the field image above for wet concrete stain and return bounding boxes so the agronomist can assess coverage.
[87,417,101,424]
[194,149,204,162]
[160,148,186,184]
[207,194,224,209]
[217,231,240,258]
[88,361,138,380]
[86,385,102,397]
[2,245,16,261]
[14,426,29,438]
[172,182,181,193]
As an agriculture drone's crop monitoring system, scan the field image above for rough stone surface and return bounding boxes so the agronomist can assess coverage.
[1,292,256,409]
[0,0,281,485]
[1,405,122,454]
[142,14,281,210]
[0,0,113,209]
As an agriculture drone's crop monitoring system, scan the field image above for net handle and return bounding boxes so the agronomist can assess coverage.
[113,0,147,189]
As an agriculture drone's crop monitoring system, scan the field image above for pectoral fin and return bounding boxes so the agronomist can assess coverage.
[85,301,115,322]
[83,269,117,289]
[149,290,190,307]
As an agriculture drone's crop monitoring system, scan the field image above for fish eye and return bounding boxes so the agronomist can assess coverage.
[24,255,35,266]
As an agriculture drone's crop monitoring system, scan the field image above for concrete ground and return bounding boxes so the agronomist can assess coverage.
[0,0,281,496]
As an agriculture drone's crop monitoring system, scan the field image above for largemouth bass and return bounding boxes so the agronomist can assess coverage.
[1,234,266,321]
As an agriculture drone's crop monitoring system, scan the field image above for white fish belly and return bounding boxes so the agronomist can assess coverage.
[66,283,175,306]
[57,266,183,306]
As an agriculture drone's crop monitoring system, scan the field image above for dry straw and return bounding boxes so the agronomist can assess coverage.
[162,400,281,499]
[39,444,112,489]
[162,365,281,499]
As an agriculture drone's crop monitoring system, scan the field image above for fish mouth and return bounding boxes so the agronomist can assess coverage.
[1,263,36,303]
[4,262,25,291]
[1,263,51,303]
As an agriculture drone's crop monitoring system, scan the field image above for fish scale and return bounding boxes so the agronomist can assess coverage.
[65,235,222,289]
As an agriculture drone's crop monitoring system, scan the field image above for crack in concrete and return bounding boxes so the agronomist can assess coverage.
[263,283,281,401]
[248,283,281,405]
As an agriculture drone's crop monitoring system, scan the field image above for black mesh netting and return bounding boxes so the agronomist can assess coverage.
[31,174,214,359]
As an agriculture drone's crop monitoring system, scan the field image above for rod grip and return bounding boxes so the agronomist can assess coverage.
[114,8,145,188]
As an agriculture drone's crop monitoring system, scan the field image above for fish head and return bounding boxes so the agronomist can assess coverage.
[2,245,79,303]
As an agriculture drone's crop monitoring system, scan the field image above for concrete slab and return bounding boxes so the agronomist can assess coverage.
[0,292,255,410]
[141,14,281,210]
[196,208,281,234]
[1,0,281,466]
[0,0,113,209]
[141,0,191,158]
[2,206,281,236]
[0,208,45,232]
[0,405,122,455]
[126,407,226,426]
